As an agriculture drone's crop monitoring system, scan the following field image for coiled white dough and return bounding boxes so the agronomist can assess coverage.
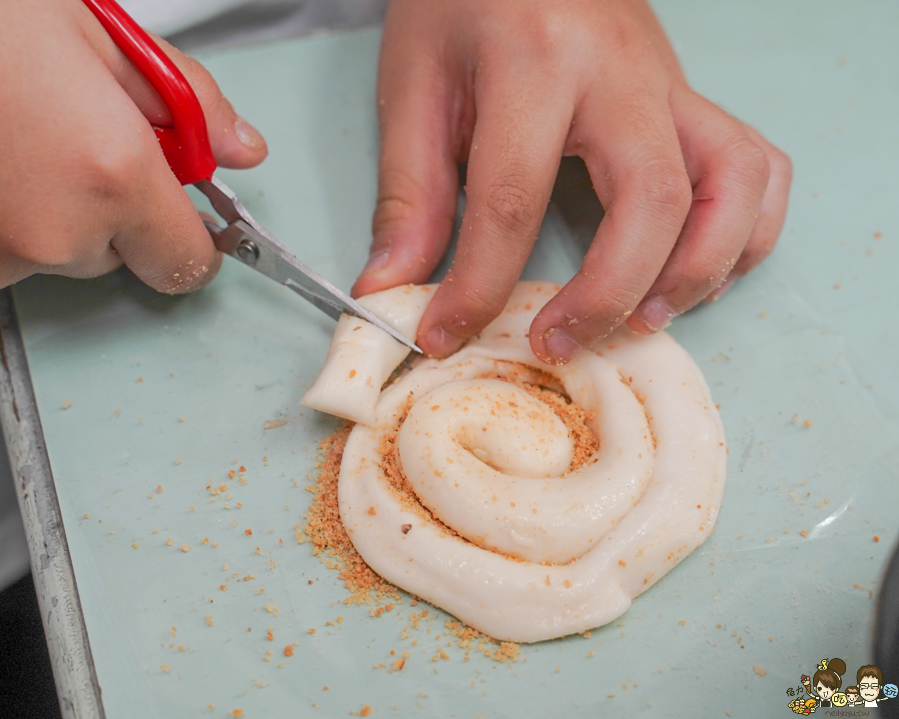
[302,282,726,642]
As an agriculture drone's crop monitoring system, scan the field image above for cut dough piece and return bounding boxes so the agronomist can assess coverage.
[304,281,727,642]
[301,284,434,425]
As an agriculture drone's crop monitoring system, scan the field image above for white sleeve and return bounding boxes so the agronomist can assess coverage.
[118,0,387,38]
[118,0,251,36]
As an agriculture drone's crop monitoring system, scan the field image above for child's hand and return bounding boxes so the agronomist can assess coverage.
[353,0,791,364]
[0,0,267,293]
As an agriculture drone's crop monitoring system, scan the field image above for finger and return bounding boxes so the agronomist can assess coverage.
[351,10,459,299]
[727,124,792,278]
[529,88,692,364]
[96,91,223,293]
[2,74,219,293]
[158,38,268,169]
[112,185,223,295]
[701,124,792,303]
[415,72,574,357]
[626,89,771,333]
[77,6,267,170]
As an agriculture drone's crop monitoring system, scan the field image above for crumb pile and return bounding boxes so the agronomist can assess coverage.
[301,424,401,606]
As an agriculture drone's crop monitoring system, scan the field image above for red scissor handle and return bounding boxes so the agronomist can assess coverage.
[81,0,217,185]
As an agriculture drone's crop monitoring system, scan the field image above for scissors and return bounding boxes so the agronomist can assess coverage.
[80,0,421,354]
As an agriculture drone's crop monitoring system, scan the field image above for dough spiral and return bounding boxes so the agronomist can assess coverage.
[303,282,726,642]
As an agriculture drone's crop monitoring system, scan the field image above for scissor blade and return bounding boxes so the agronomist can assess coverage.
[197,178,422,353]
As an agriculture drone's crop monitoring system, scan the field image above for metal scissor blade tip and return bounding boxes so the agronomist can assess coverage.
[282,278,421,353]
[347,305,422,354]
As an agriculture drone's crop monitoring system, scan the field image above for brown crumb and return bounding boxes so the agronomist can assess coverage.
[444,620,520,663]
[753,666,768,677]
[284,646,294,657]
[360,707,372,717]
[300,424,401,607]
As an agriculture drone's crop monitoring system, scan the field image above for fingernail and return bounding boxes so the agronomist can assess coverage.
[639,295,676,332]
[425,326,462,357]
[361,250,390,275]
[235,116,266,151]
[706,275,736,302]
[543,327,582,364]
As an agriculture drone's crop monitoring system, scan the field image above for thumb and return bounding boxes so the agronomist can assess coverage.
[157,37,268,170]
[82,11,267,170]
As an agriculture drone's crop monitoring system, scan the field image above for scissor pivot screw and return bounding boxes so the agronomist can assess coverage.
[236,238,259,265]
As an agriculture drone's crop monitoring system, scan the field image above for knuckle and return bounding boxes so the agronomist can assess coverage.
[572,273,643,333]
[635,160,693,219]
[176,53,204,82]
[446,284,506,334]
[596,16,644,66]
[721,135,771,188]
[372,167,427,235]
[183,59,228,114]
[83,138,147,203]
[481,172,540,238]
[203,83,233,121]
[514,8,572,61]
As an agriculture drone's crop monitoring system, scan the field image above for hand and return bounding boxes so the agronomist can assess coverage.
[352,0,791,364]
[0,0,267,293]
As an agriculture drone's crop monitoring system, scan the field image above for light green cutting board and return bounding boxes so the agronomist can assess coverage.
[11,2,899,716]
